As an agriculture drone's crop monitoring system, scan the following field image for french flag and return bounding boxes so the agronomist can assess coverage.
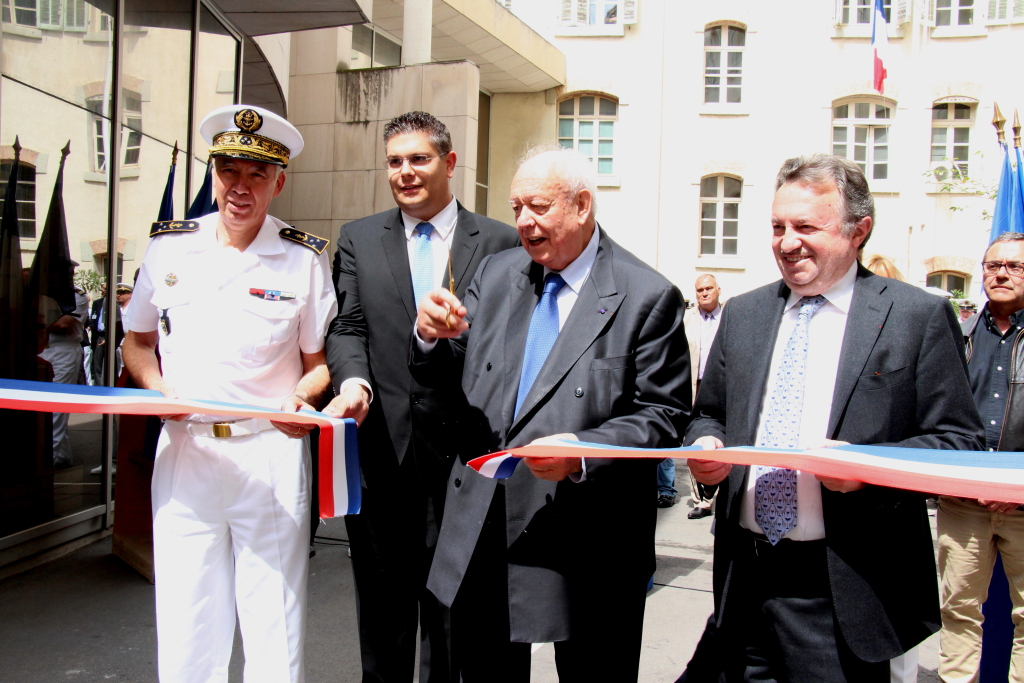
[469,452,523,479]
[872,0,888,93]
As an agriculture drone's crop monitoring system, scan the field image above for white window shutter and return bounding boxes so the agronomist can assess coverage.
[560,0,573,25]
[576,0,588,25]
[895,0,909,23]
[65,0,86,29]
[622,0,637,24]
[834,0,846,23]
[923,0,936,25]
[1013,0,1024,21]
[987,0,1007,22]
[37,0,61,29]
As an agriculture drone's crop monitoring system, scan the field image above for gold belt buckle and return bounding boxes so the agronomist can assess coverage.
[212,423,232,438]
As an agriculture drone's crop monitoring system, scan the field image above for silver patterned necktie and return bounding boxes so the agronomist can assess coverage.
[754,294,828,545]
[411,222,434,306]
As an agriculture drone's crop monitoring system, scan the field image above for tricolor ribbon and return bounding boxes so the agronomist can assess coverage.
[0,379,360,518]
[469,440,1024,502]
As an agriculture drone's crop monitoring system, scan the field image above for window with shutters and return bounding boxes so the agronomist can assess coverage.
[86,89,143,171]
[699,176,742,257]
[831,99,893,182]
[986,0,1024,23]
[930,101,975,180]
[0,160,36,239]
[557,0,636,35]
[840,0,892,23]
[557,95,617,176]
[1,0,86,30]
[935,0,976,25]
[704,24,744,104]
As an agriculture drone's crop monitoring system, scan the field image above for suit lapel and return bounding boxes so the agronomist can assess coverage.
[381,209,417,323]
[449,204,480,294]
[827,268,892,437]
[741,282,789,443]
[508,233,624,436]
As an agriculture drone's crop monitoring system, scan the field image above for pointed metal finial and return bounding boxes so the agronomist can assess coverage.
[171,141,179,166]
[994,102,1007,145]
[61,140,71,161]
[1014,110,1022,149]
[12,136,22,159]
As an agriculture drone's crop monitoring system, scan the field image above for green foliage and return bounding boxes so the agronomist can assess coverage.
[74,269,105,296]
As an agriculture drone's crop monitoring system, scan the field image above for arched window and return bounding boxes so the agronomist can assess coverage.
[699,175,741,256]
[0,159,36,239]
[557,94,618,175]
[704,24,745,104]
[927,271,967,295]
[832,98,893,180]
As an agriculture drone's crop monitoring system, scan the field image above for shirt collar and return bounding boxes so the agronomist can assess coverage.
[402,195,458,241]
[784,260,858,314]
[248,215,287,256]
[544,225,600,296]
[700,304,722,321]
[982,303,1024,332]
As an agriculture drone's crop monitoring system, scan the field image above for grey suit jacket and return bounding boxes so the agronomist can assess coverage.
[412,228,691,642]
[326,204,519,486]
[687,266,985,663]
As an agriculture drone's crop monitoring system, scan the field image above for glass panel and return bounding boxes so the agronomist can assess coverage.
[855,127,868,143]
[477,92,490,185]
[854,145,867,162]
[953,128,970,144]
[705,51,721,68]
[723,203,738,220]
[834,105,849,119]
[727,51,742,67]
[726,87,741,103]
[854,103,870,118]
[932,105,949,120]
[599,98,617,116]
[833,144,847,157]
[579,96,595,116]
[927,273,942,288]
[559,99,574,116]
[352,23,373,59]
[700,238,716,255]
[931,146,946,161]
[723,221,738,237]
[598,140,613,155]
[704,27,721,46]
[597,158,612,174]
[874,127,888,144]
[700,177,718,197]
[722,239,738,255]
[948,275,965,293]
[937,8,951,25]
[578,121,594,138]
[875,105,890,119]
[193,5,238,185]
[558,119,574,138]
[599,121,614,137]
[728,27,745,46]
[603,0,617,24]
[873,163,888,180]
[704,87,720,104]
[701,220,716,236]
[701,203,717,219]
[874,146,888,162]
[857,4,872,22]
[374,33,402,67]
[833,127,848,142]
[953,145,969,161]
[723,177,742,198]
[558,139,573,150]
[578,140,593,156]
[931,128,948,144]
[954,103,971,119]
[958,7,973,24]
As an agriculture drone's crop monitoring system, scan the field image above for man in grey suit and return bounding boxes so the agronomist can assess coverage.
[323,111,519,683]
[411,148,690,682]
[683,154,984,682]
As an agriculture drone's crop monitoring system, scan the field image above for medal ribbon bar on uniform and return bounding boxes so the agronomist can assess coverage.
[0,378,360,518]
[469,440,1024,502]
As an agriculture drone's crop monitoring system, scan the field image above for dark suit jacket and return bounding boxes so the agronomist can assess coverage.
[325,203,519,488]
[686,266,985,663]
[414,228,691,643]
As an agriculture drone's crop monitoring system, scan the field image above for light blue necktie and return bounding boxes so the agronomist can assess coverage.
[411,222,434,306]
[514,273,567,418]
[754,294,828,545]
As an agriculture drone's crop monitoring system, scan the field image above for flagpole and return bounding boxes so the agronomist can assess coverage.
[994,102,1007,146]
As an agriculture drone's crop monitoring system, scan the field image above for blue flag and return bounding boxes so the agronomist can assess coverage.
[186,159,217,220]
[991,143,1020,241]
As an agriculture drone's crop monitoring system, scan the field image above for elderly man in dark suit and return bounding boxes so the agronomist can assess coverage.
[683,154,985,683]
[323,111,518,683]
[412,147,690,682]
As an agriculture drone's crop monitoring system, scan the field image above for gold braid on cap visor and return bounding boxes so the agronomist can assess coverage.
[210,131,290,166]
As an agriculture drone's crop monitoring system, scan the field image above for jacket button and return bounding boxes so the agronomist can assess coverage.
[575,387,584,397]
[486,362,492,371]
[454,478,462,488]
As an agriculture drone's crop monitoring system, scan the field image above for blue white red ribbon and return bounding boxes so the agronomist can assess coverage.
[469,440,1024,502]
[0,379,360,517]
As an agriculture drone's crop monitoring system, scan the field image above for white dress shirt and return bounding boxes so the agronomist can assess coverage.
[698,304,722,380]
[738,261,858,541]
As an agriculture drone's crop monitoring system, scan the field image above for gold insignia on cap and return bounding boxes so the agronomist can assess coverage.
[165,273,178,287]
[234,108,263,133]
[210,131,290,167]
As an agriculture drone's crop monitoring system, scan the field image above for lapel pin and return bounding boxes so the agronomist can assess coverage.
[165,273,178,287]
[599,308,607,314]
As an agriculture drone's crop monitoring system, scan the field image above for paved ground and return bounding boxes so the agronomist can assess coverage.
[0,462,941,682]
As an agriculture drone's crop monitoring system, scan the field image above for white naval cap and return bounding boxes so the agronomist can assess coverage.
[199,104,304,167]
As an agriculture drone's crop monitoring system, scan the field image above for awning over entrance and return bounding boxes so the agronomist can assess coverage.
[210,0,369,36]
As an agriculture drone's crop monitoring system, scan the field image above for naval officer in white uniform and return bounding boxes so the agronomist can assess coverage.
[123,105,337,683]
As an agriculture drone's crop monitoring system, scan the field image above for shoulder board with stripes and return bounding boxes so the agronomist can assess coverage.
[279,227,329,254]
[150,220,200,237]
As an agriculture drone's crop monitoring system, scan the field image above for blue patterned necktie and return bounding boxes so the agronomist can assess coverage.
[411,222,434,306]
[754,294,828,545]
[515,273,567,418]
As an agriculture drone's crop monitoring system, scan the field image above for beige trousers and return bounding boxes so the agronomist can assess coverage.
[938,495,1024,683]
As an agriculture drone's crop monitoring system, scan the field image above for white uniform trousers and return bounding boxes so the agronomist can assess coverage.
[152,420,310,683]
[40,342,84,467]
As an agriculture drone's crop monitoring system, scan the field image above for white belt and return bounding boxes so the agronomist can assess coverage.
[183,418,277,439]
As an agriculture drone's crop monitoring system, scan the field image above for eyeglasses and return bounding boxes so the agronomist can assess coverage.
[982,261,1024,277]
[384,153,446,170]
